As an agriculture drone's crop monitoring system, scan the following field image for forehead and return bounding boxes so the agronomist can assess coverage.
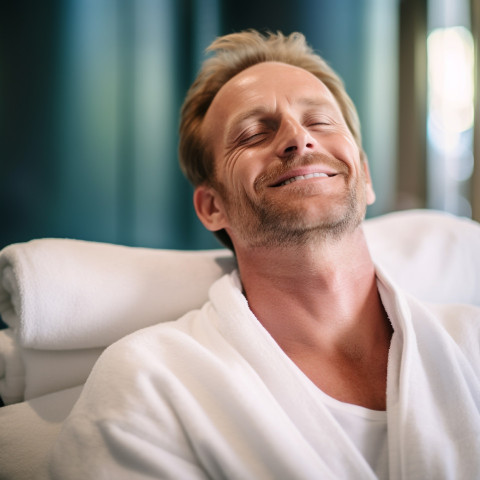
[202,61,341,142]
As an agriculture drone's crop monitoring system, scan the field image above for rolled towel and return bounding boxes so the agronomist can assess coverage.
[0,239,235,350]
[0,329,25,405]
[0,328,103,404]
[22,347,104,401]
[0,328,103,405]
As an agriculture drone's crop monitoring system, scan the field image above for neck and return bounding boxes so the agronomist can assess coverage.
[235,226,379,338]
[233,226,392,410]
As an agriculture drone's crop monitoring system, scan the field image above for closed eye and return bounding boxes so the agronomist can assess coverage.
[237,126,270,145]
[303,112,335,128]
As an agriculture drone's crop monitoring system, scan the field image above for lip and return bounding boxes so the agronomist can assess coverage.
[269,166,339,187]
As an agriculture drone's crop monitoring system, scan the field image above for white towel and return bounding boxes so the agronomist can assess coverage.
[21,347,104,401]
[363,209,480,305]
[0,329,25,404]
[0,328,102,405]
[0,210,479,351]
[0,239,235,349]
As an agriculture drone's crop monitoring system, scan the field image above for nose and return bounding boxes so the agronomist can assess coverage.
[275,118,317,159]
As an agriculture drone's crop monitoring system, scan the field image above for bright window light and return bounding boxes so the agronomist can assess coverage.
[426,0,475,217]
[427,26,474,142]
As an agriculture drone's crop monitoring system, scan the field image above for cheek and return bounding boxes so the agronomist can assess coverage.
[316,128,356,156]
[227,153,265,195]
[218,167,250,204]
[327,134,363,173]
[333,131,360,158]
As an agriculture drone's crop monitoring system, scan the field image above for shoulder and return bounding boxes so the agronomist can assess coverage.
[402,293,480,369]
[88,306,215,384]
[49,308,220,478]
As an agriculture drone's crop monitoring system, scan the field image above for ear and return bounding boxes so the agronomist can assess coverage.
[362,157,376,205]
[193,184,229,232]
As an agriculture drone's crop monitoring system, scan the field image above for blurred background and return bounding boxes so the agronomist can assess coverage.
[1,0,479,251]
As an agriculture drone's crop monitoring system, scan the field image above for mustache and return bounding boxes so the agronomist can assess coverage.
[254,152,348,191]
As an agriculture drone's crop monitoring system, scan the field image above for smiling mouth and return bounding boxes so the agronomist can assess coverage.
[274,172,336,187]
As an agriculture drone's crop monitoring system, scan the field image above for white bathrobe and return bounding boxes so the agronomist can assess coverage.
[48,267,480,480]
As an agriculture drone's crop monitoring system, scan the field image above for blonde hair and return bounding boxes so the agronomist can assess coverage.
[179,29,364,187]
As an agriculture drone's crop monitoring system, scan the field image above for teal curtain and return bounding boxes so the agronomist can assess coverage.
[0,0,399,250]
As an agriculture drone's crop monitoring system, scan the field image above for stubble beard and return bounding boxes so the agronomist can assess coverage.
[241,181,365,248]
[215,153,368,249]
[219,180,367,250]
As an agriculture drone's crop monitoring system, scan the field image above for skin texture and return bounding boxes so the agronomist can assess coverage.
[194,62,392,411]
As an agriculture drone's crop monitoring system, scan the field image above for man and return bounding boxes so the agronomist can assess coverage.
[49,31,480,479]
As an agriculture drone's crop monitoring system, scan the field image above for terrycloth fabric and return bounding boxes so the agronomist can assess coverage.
[0,328,102,405]
[0,329,25,404]
[0,208,479,406]
[49,269,480,480]
[0,385,82,480]
[1,211,479,352]
[21,347,103,401]
[363,209,480,306]
[0,239,234,349]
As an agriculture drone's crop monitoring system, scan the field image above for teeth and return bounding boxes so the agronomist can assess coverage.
[280,172,329,186]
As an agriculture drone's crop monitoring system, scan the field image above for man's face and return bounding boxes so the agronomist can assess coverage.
[196,61,375,249]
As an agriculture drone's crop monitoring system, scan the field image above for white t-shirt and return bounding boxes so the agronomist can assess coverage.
[326,395,389,479]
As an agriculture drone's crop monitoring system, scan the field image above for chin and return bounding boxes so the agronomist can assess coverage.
[241,209,364,249]
[229,187,367,248]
